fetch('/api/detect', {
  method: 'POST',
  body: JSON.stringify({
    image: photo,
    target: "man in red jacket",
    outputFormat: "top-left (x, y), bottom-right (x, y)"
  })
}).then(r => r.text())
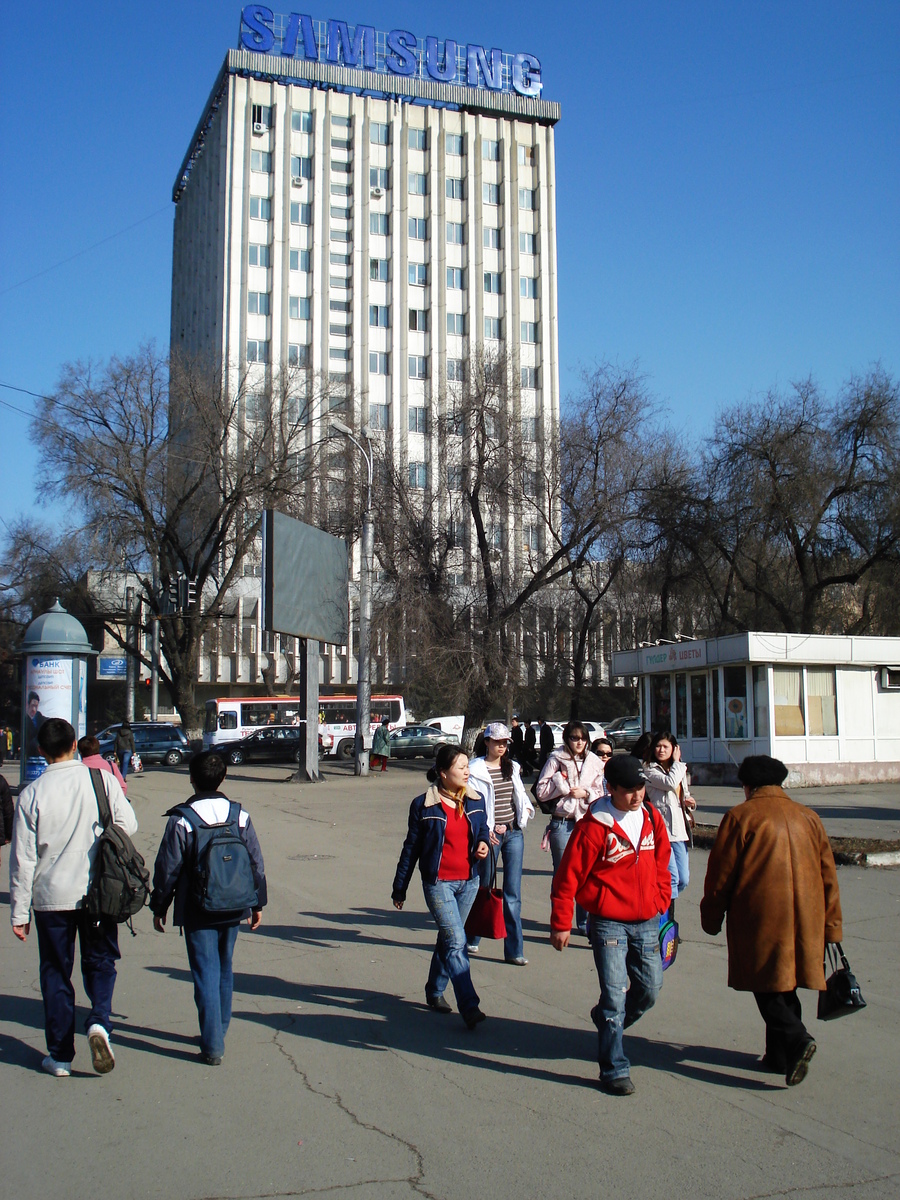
top-left (551, 754), bottom-right (671, 1095)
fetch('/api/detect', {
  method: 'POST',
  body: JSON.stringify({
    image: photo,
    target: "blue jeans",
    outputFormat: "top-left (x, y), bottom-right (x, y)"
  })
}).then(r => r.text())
top-left (590, 916), bottom-right (663, 1082)
top-left (119, 750), bottom-right (132, 779)
top-left (422, 877), bottom-right (480, 1014)
top-left (184, 924), bottom-right (240, 1057)
top-left (470, 826), bottom-right (525, 960)
top-left (548, 817), bottom-right (588, 932)
top-left (34, 910), bottom-right (120, 1062)
top-left (669, 841), bottom-right (690, 899)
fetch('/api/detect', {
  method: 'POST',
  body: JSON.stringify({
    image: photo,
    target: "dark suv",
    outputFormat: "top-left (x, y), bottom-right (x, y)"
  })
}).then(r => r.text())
top-left (97, 722), bottom-right (191, 767)
top-left (604, 716), bottom-right (643, 750)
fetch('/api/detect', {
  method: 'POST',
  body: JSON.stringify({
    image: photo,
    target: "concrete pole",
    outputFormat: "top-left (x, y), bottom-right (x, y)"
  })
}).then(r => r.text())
top-left (125, 585), bottom-right (135, 722)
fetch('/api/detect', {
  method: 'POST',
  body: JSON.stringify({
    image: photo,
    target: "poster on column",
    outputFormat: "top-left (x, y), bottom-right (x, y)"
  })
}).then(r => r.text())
top-left (25, 656), bottom-right (73, 755)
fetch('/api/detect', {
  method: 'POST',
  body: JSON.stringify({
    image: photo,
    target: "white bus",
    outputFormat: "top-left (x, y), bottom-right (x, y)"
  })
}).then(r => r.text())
top-left (203, 694), bottom-right (406, 759)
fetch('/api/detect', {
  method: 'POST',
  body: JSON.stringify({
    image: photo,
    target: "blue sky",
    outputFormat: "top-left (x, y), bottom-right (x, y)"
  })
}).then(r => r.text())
top-left (1, 1), bottom-right (897, 527)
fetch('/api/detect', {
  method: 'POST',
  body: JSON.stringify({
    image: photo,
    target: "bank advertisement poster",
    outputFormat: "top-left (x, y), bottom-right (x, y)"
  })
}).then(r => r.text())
top-left (25, 656), bottom-right (73, 755)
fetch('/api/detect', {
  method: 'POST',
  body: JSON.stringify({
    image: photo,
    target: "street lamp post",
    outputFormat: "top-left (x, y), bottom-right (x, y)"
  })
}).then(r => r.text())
top-left (331, 420), bottom-right (374, 777)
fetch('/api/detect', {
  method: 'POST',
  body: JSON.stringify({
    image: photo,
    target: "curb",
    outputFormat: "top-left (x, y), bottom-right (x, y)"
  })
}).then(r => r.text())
top-left (692, 826), bottom-right (900, 869)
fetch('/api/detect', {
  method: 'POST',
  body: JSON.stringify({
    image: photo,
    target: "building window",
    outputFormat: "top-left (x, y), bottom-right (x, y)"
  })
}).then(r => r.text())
top-left (518, 145), bottom-right (535, 166)
top-left (409, 357), bottom-right (429, 380)
top-left (290, 202), bottom-right (312, 225)
top-left (330, 252), bottom-right (351, 265)
top-left (292, 110), bottom-right (313, 133)
top-left (370, 212), bottom-right (390, 235)
top-left (447, 312), bottom-right (466, 336)
top-left (448, 465), bottom-right (464, 490)
top-left (518, 187), bottom-right (536, 210)
top-left (331, 182), bottom-right (351, 196)
top-left (329, 274), bottom-right (349, 289)
top-left (409, 309), bottom-right (428, 332)
top-left (331, 161), bottom-right (352, 174)
top-left (408, 173), bottom-right (428, 195)
top-left (521, 321), bottom-right (539, 343)
top-left (408, 262), bottom-right (428, 286)
top-left (408, 405), bottom-right (428, 431)
top-left (331, 114), bottom-right (351, 127)
top-left (483, 183), bottom-right (501, 205)
top-left (248, 291), bottom-right (270, 315)
top-left (370, 258), bottom-right (390, 281)
top-left (807, 668), bottom-right (837, 736)
top-left (521, 416), bottom-right (539, 440)
top-left (329, 322), bottom-right (351, 337)
top-left (370, 167), bottom-right (390, 190)
top-left (447, 267), bottom-right (466, 289)
top-left (287, 343), bottom-right (308, 367)
top-left (408, 461), bottom-right (428, 489)
top-left (521, 367), bottom-right (539, 390)
top-left (369, 305), bottom-right (390, 327)
top-left (249, 196), bottom-right (272, 220)
top-left (330, 299), bottom-right (351, 312)
top-left (330, 204), bottom-right (351, 220)
top-left (523, 469), bottom-right (540, 498)
top-left (369, 352), bottom-right (390, 376)
top-left (290, 249), bottom-right (310, 272)
top-left (446, 133), bottom-right (464, 155)
top-left (408, 128), bottom-right (428, 150)
top-left (447, 221), bottom-right (465, 245)
top-left (331, 137), bottom-right (351, 150)
top-left (291, 155), bottom-right (312, 180)
top-left (520, 276), bottom-right (539, 299)
top-left (446, 177), bottom-right (465, 200)
top-left (369, 402), bottom-right (390, 428)
top-left (484, 272), bottom-right (502, 294)
top-left (483, 226), bottom-right (501, 249)
top-left (289, 296), bottom-right (310, 320)
top-left (245, 392), bottom-right (267, 421)
top-left (408, 217), bottom-right (428, 239)
top-left (519, 232), bottom-right (537, 254)
top-left (247, 340), bottom-right (269, 363)
top-left (370, 122), bottom-right (389, 144)
top-left (250, 150), bottom-right (271, 173)
top-left (484, 317), bottom-right (502, 340)
top-left (329, 347), bottom-right (351, 361)
top-left (284, 393), bottom-right (308, 423)
top-left (331, 230), bottom-right (351, 243)
top-left (523, 523), bottom-right (541, 552)
top-left (482, 138), bottom-right (500, 161)
top-left (248, 243), bottom-right (271, 267)
top-left (447, 359), bottom-right (465, 382)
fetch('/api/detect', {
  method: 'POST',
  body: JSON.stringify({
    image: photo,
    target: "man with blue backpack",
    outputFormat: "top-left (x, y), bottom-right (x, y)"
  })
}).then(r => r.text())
top-left (150, 751), bottom-right (267, 1065)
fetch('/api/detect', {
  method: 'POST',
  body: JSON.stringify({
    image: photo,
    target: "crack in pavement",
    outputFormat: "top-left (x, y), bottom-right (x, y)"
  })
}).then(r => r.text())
top-left (734, 1171), bottom-right (900, 1199)
top-left (268, 1013), bottom-right (442, 1200)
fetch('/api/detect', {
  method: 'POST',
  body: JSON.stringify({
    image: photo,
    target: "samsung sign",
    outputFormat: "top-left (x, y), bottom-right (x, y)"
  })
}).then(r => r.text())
top-left (239, 7), bottom-right (543, 98)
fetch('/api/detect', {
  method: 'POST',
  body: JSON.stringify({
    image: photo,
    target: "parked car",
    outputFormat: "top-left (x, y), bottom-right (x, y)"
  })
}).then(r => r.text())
top-left (214, 724), bottom-right (326, 766)
top-left (604, 715), bottom-right (643, 750)
top-left (581, 720), bottom-right (608, 742)
top-left (97, 722), bottom-right (191, 767)
top-left (389, 724), bottom-right (460, 760)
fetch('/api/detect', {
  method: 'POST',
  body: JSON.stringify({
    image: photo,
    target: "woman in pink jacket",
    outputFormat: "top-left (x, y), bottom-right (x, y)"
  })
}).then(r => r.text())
top-left (535, 721), bottom-right (608, 935)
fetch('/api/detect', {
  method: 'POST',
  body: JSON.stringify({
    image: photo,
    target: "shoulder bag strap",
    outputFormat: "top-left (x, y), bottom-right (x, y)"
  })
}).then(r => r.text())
top-left (226, 799), bottom-right (242, 830)
top-left (89, 767), bottom-right (111, 829)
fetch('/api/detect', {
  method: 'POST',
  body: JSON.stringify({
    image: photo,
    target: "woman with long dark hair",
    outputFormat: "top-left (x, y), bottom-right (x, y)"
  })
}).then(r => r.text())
top-left (643, 730), bottom-right (696, 902)
top-left (467, 723), bottom-right (535, 965)
top-left (392, 745), bottom-right (491, 1028)
top-left (536, 721), bottom-right (608, 934)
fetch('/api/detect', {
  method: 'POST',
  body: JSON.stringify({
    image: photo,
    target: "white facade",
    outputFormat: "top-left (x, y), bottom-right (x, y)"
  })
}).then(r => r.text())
top-left (612, 632), bottom-right (900, 785)
top-left (171, 38), bottom-right (561, 691)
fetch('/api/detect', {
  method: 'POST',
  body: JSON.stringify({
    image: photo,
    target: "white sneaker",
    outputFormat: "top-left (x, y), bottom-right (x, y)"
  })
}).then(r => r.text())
top-left (42, 1055), bottom-right (72, 1077)
top-left (87, 1023), bottom-right (116, 1074)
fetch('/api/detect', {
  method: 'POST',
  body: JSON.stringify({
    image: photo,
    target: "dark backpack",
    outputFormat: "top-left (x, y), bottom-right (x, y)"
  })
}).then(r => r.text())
top-left (175, 800), bottom-right (258, 916)
top-left (85, 768), bottom-right (150, 934)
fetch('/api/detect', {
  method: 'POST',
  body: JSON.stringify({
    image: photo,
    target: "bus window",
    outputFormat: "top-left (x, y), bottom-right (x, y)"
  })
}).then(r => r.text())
top-left (219, 712), bottom-right (238, 730)
top-left (204, 703), bottom-right (219, 733)
top-left (388, 700), bottom-right (401, 722)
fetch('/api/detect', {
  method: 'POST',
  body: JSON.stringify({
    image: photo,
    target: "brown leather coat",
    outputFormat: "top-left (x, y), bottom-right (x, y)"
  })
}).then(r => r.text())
top-left (700, 786), bottom-right (842, 992)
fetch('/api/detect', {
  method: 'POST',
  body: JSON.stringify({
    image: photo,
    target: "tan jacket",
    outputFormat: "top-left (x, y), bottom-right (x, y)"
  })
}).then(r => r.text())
top-left (700, 786), bottom-right (842, 992)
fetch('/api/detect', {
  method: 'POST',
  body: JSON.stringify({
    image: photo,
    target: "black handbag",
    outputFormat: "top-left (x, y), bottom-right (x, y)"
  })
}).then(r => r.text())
top-left (817, 942), bottom-right (866, 1020)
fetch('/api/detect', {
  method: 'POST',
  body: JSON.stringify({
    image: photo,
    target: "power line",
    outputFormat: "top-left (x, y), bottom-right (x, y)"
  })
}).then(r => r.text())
top-left (0, 205), bottom-right (171, 298)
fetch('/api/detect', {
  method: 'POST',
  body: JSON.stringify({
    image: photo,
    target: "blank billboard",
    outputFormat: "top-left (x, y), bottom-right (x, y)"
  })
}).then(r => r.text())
top-left (261, 511), bottom-right (348, 645)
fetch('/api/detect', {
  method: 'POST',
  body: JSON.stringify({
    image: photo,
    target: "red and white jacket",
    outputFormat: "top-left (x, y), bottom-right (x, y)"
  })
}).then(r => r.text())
top-left (550, 803), bottom-right (672, 931)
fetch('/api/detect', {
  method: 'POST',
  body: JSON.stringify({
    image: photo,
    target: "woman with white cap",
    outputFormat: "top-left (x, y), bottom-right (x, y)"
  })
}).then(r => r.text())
top-left (467, 722), bottom-right (535, 965)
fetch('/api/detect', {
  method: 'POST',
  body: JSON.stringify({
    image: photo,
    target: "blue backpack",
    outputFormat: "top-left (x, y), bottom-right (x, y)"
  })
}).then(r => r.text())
top-left (175, 801), bottom-right (258, 915)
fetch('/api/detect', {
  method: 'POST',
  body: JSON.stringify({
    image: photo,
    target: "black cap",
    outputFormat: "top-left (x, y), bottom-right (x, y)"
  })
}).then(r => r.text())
top-left (604, 754), bottom-right (647, 791)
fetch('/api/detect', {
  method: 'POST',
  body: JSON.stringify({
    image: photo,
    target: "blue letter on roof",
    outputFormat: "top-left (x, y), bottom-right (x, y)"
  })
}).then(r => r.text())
top-left (425, 37), bottom-right (457, 83)
top-left (326, 20), bottom-right (376, 69)
top-left (385, 29), bottom-right (418, 76)
top-left (466, 45), bottom-right (502, 90)
top-left (240, 5), bottom-right (275, 53)
top-left (512, 53), bottom-right (542, 97)
top-left (282, 13), bottom-right (318, 60)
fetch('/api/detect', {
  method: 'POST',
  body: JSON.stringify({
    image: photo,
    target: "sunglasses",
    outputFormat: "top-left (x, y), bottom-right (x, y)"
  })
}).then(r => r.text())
top-left (597, 750), bottom-right (613, 758)
top-left (567, 736), bottom-right (587, 743)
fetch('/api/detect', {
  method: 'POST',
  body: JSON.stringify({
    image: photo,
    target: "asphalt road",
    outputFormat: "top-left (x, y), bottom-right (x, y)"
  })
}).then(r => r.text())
top-left (2, 759), bottom-right (899, 1200)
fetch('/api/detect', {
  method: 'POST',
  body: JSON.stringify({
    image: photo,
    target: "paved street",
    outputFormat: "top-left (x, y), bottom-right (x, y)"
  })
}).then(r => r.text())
top-left (2, 759), bottom-right (899, 1200)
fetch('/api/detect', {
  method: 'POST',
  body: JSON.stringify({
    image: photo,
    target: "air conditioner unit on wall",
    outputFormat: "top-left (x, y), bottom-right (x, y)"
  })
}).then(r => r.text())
top-left (252, 122), bottom-right (266, 135)
top-left (291, 176), bottom-right (303, 187)
top-left (370, 187), bottom-right (384, 199)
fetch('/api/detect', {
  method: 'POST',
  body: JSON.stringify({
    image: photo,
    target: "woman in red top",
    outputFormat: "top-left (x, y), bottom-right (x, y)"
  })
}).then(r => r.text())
top-left (392, 746), bottom-right (491, 1028)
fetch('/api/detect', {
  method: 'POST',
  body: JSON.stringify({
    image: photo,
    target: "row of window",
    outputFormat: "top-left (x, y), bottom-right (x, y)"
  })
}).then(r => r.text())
top-left (368, 307), bottom-right (540, 341)
top-left (367, 260), bottom-right (538, 296)
top-left (247, 340), bottom-right (309, 366)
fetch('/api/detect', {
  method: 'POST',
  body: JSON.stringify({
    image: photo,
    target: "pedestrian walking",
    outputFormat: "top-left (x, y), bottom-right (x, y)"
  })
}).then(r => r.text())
top-left (535, 721), bottom-right (607, 935)
top-left (391, 745), bottom-right (490, 1028)
top-left (551, 753), bottom-right (671, 1095)
top-left (0, 770), bottom-right (13, 865)
top-left (642, 731), bottom-right (696, 906)
top-left (371, 717), bottom-right (391, 772)
top-left (78, 735), bottom-right (128, 794)
top-left (150, 751), bottom-right (267, 1065)
top-left (115, 720), bottom-right (136, 780)
top-left (8, 717), bottom-right (138, 1077)
top-left (536, 718), bottom-right (555, 775)
top-left (467, 723), bottom-right (535, 965)
top-left (523, 722), bottom-right (537, 775)
top-left (509, 717), bottom-right (525, 766)
top-left (700, 755), bottom-right (843, 1087)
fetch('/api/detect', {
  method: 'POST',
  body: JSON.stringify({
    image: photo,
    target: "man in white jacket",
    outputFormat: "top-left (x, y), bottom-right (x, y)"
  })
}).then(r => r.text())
top-left (9, 718), bottom-right (138, 1078)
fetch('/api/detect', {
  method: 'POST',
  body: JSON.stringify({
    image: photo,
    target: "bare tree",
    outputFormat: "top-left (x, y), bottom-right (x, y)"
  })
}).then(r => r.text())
top-left (28, 343), bottom-right (329, 732)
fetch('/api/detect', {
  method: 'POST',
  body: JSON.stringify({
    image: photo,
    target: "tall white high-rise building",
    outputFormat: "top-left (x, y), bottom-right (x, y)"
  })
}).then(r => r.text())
top-left (170, 13), bottom-right (561, 690)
